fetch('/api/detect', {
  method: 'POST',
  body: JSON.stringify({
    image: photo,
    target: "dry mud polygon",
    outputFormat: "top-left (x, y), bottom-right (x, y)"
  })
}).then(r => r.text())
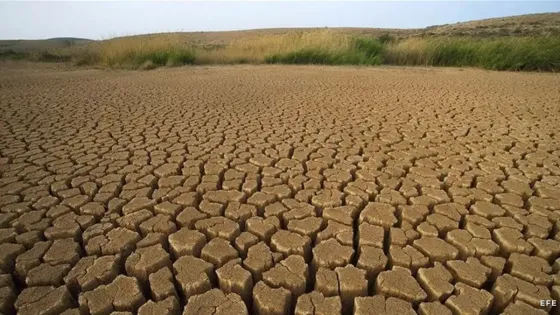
top-left (1, 64), bottom-right (560, 314)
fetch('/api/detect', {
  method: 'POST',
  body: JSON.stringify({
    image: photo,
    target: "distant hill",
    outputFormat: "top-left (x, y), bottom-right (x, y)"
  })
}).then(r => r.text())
top-left (101, 12), bottom-right (560, 48)
top-left (46, 37), bottom-right (92, 41)
top-left (0, 38), bottom-right (94, 52)
top-left (424, 12), bottom-right (560, 37)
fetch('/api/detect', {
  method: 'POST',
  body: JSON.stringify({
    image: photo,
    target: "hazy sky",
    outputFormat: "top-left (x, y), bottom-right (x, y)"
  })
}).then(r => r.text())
top-left (1, 1), bottom-right (559, 40)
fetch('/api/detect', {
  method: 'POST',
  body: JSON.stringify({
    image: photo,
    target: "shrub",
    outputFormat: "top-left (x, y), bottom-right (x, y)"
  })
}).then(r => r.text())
top-left (33, 52), bottom-right (71, 62)
top-left (0, 49), bottom-right (28, 60)
top-left (104, 48), bottom-right (195, 69)
top-left (353, 37), bottom-right (385, 57)
top-left (377, 34), bottom-right (396, 44)
top-left (71, 49), bottom-right (101, 66)
top-left (140, 60), bottom-right (156, 70)
top-left (166, 49), bottom-right (196, 67)
top-left (265, 49), bottom-right (335, 64)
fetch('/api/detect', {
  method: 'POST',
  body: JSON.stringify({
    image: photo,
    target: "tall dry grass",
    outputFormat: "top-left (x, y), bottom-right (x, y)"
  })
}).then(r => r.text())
top-left (11, 29), bottom-right (559, 71)
top-left (70, 34), bottom-right (196, 68)
top-left (385, 36), bottom-right (560, 71)
top-left (193, 30), bottom-right (352, 64)
top-left (61, 30), bottom-right (355, 66)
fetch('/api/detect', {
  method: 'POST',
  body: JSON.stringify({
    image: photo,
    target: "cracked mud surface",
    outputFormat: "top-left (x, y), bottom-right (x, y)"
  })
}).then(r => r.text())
top-left (1, 64), bottom-right (560, 314)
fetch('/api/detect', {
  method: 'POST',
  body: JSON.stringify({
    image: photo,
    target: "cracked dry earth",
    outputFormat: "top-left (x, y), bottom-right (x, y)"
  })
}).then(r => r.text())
top-left (0, 64), bottom-right (559, 315)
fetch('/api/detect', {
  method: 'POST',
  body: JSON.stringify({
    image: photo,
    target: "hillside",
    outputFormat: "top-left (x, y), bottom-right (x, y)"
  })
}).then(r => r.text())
top-left (95, 12), bottom-right (560, 49)
top-left (0, 38), bottom-right (93, 52)
top-left (2, 12), bottom-right (559, 52)
top-left (424, 12), bottom-right (560, 37)
top-left (1, 12), bottom-right (559, 72)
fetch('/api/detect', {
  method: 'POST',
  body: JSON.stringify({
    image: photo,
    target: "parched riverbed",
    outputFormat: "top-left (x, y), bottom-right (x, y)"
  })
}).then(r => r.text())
top-left (1, 64), bottom-right (559, 315)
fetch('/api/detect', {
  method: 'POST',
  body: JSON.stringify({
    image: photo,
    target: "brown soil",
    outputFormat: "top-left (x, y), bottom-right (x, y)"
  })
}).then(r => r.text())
top-left (1, 64), bottom-right (559, 314)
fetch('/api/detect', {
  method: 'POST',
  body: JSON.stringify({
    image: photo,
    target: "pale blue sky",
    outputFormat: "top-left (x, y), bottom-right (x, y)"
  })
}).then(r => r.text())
top-left (1, 1), bottom-right (559, 40)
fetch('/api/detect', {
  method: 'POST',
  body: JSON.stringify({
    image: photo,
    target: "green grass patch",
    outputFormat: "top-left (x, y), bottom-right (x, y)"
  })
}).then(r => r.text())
top-left (265, 49), bottom-right (341, 64)
top-left (265, 37), bottom-right (385, 65)
top-left (0, 49), bottom-right (29, 60)
top-left (386, 36), bottom-right (560, 71)
top-left (106, 48), bottom-right (196, 69)
top-left (265, 35), bottom-right (560, 71)
top-left (32, 52), bottom-right (72, 63)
